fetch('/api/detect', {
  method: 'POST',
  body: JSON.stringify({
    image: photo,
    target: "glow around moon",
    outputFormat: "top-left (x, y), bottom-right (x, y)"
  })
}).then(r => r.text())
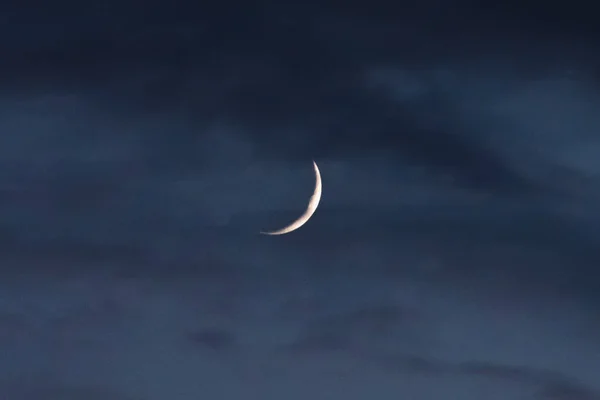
top-left (260, 161), bottom-right (322, 235)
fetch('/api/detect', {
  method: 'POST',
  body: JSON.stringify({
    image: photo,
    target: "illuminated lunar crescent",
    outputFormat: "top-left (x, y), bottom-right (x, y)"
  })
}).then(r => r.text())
top-left (260, 161), bottom-right (322, 235)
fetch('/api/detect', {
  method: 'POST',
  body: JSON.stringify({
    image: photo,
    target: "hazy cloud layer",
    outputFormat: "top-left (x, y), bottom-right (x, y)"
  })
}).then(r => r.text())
top-left (2, 3), bottom-right (600, 398)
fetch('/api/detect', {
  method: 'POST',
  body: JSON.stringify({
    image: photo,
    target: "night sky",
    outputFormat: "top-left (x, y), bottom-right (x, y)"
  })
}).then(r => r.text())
top-left (2, 2), bottom-right (600, 399)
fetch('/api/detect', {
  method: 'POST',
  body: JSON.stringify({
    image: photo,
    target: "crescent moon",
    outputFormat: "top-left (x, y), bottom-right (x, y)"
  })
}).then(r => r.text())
top-left (260, 161), bottom-right (322, 235)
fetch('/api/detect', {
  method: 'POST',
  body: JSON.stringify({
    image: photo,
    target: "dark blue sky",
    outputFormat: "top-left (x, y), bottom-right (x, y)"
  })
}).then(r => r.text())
top-left (2, 2), bottom-right (600, 398)
top-left (4, 1), bottom-right (599, 194)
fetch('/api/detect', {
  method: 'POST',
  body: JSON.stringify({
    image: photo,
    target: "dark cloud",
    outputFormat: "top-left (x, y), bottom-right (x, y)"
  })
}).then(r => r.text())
top-left (1, 4), bottom-right (600, 396)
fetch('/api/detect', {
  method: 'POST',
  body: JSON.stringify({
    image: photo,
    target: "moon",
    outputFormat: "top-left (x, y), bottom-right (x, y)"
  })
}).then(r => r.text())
top-left (260, 161), bottom-right (322, 235)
